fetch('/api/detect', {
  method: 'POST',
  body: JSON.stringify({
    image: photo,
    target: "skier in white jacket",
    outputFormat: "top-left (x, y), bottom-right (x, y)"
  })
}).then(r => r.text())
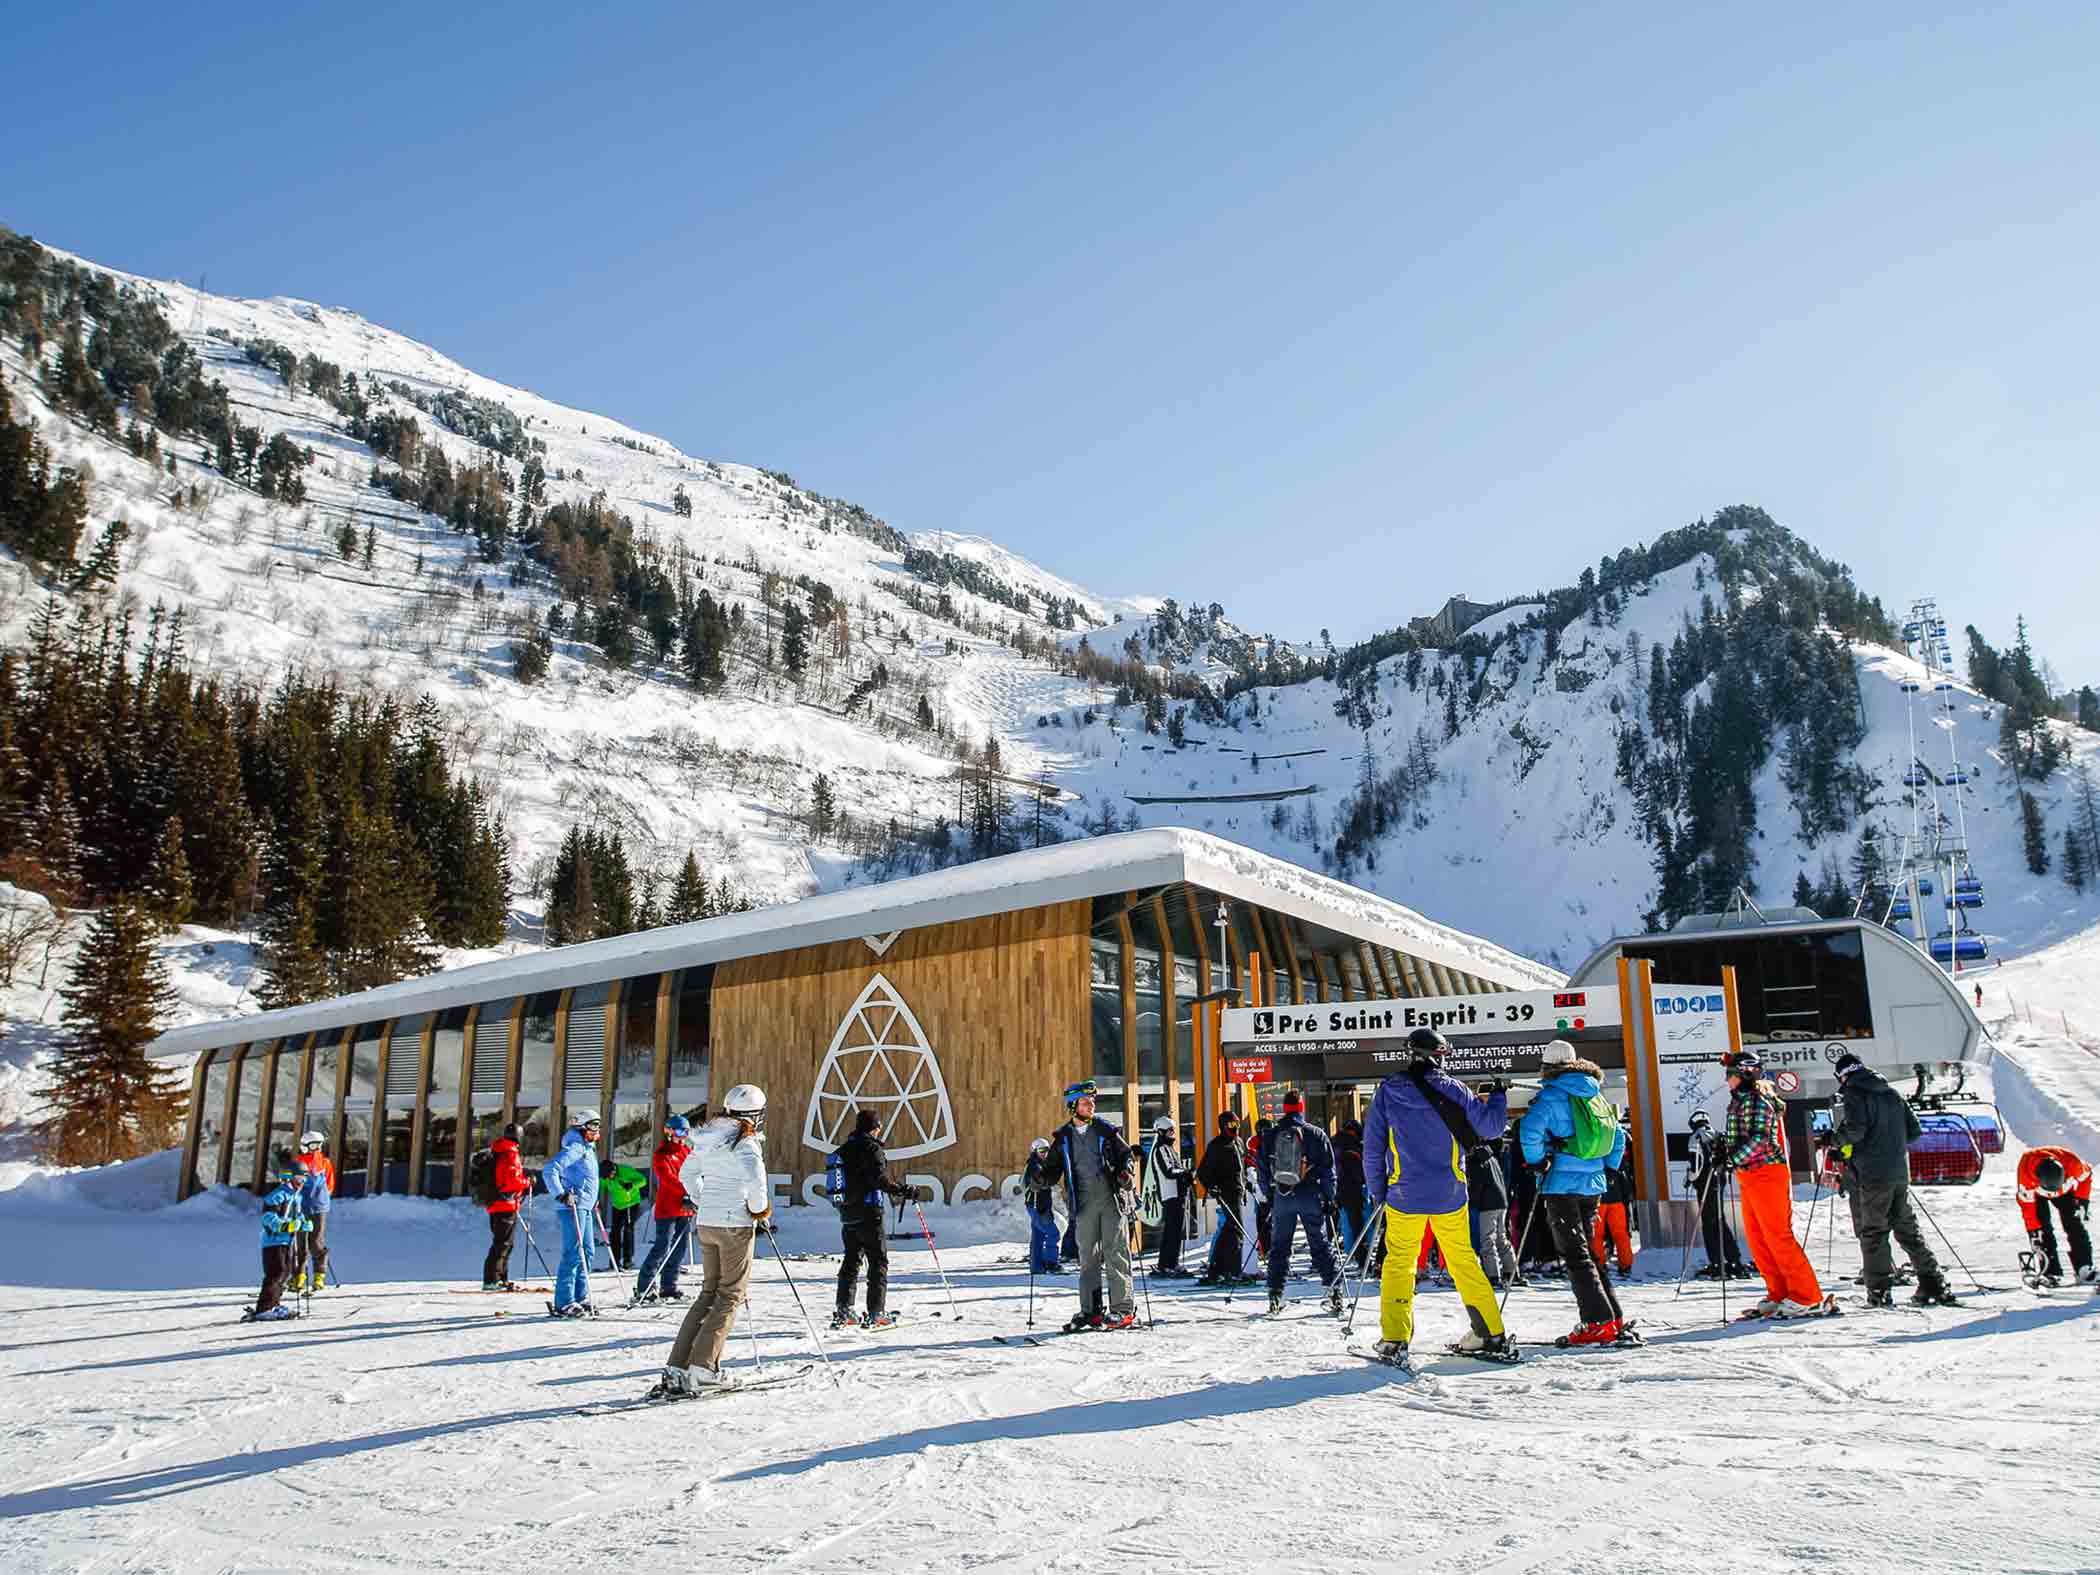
top-left (650, 1085), bottom-right (772, 1397)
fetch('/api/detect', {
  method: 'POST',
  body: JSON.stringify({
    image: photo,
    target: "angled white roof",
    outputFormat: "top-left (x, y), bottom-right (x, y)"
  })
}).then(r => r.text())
top-left (150, 829), bottom-right (1558, 1058)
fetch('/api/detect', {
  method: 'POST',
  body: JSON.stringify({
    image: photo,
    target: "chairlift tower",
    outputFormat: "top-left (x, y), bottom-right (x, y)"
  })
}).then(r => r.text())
top-left (1882, 596), bottom-right (1987, 973)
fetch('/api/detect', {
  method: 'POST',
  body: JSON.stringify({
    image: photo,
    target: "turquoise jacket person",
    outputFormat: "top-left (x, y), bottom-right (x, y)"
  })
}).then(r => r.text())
top-left (1518, 1062), bottom-right (1627, 1196)
top-left (261, 1166), bottom-right (308, 1246)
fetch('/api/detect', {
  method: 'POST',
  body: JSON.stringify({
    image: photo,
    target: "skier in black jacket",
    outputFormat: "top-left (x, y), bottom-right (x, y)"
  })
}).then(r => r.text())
top-left (1686, 1111), bottom-right (1749, 1278)
top-left (1335, 1119), bottom-right (1370, 1270)
top-left (1196, 1110), bottom-right (1255, 1284)
top-left (1828, 1053), bottom-right (1955, 1307)
top-left (832, 1111), bottom-right (912, 1329)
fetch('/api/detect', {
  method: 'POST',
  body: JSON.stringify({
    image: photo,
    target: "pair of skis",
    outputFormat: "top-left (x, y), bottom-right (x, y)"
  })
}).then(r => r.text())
top-left (1734, 1296), bottom-right (1843, 1322)
top-left (575, 1364), bottom-right (817, 1414)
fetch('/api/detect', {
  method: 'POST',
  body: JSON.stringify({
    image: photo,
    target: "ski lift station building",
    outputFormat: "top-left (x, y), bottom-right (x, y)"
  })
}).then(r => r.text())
top-left (156, 830), bottom-right (1553, 1205)
top-left (1566, 909), bottom-right (1992, 1156)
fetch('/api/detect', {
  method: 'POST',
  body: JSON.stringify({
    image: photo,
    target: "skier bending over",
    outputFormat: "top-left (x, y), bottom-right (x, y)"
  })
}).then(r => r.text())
top-left (2017, 1147), bottom-right (2094, 1287)
top-left (245, 1148), bottom-right (309, 1322)
top-left (1034, 1080), bottom-right (1139, 1330)
top-left (1259, 1090), bottom-right (1343, 1316)
top-left (1363, 1028), bottom-right (1513, 1365)
top-left (542, 1109), bottom-right (602, 1318)
top-left (651, 1084), bottom-right (773, 1397)
top-left (831, 1109), bottom-right (913, 1330)
top-left (1827, 1052), bottom-right (1956, 1307)
top-left (1519, 1042), bottom-right (1633, 1347)
top-left (1721, 1051), bottom-right (1827, 1318)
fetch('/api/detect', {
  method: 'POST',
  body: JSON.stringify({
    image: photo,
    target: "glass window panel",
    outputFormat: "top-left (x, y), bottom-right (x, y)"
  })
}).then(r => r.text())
top-left (1089, 939), bottom-right (1126, 1095)
top-left (194, 1050), bottom-right (233, 1191)
top-left (611, 1102), bottom-right (654, 1169)
top-left (514, 990), bottom-right (560, 1173)
top-left (1133, 946), bottom-right (1167, 1133)
top-left (307, 1031), bottom-right (344, 1144)
top-left (616, 974), bottom-right (660, 1097)
top-left (564, 981), bottom-right (612, 1102)
top-left (422, 1007), bottom-right (468, 1198)
top-left (378, 1015), bottom-right (426, 1194)
top-left (227, 1049), bottom-right (266, 1191)
top-left (265, 1040), bottom-right (302, 1168)
top-left (338, 1024), bottom-right (382, 1198)
top-left (1814, 931), bottom-right (1873, 1038)
top-left (669, 967), bottom-right (711, 1105)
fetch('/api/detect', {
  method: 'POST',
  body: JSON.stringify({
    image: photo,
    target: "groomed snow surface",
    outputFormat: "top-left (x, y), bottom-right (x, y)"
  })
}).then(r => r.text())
top-left (7, 1008), bottom-right (2100, 1574)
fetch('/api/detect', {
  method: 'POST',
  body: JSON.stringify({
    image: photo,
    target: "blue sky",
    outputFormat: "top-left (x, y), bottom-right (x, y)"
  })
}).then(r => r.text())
top-left (7, 3), bottom-right (2098, 678)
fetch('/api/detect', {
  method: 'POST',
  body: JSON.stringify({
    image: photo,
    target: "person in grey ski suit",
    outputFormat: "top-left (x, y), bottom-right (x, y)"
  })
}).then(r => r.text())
top-left (1035, 1081), bottom-right (1138, 1329)
top-left (1828, 1053), bottom-right (1952, 1306)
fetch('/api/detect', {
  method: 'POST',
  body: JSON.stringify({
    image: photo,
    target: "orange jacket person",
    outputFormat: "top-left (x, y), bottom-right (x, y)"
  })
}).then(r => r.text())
top-left (2016, 1147), bottom-right (2093, 1286)
top-left (1720, 1051), bottom-right (1831, 1319)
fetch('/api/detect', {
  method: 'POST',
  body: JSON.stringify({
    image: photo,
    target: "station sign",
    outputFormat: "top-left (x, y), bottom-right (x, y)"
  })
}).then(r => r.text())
top-left (1219, 988), bottom-right (1623, 1079)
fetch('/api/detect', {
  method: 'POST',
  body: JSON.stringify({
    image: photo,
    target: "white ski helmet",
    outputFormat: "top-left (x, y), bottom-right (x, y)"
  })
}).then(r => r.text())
top-left (1152, 1115), bottom-right (1175, 1133)
top-left (722, 1084), bottom-right (767, 1124)
top-left (569, 1107), bottom-right (602, 1131)
top-left (299, 1131), bottom-right (326, 1151)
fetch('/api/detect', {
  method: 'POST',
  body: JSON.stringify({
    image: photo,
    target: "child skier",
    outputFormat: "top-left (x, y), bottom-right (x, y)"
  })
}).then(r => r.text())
top-left (1519, 1040), bottom-right (1633, 1346)
top-left (1722, 1051), bottom-right (1830, 1318)
top-left (632, 1114), bottom-right (696, 1303)
top-left (245, 1148), bottom-right (309, 1322)
top-left (1363, 1028), bottom-right (1514, 1366)
top-left (291, 1131), bottom-right (333, 1291)
top-left (2016, 1146), bottom-right (2094, 1286)
top-left (1023, 1137), bottom-right (1062, 1274)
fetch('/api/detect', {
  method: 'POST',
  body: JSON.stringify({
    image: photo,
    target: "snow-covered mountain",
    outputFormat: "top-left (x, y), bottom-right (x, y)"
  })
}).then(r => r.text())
top-left (3, 235), bottom-right (2097, 1023)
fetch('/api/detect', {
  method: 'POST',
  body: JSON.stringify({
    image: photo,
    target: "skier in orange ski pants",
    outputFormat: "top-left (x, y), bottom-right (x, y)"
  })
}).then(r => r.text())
top-left (1721, 1050), bottom-right (1824, 1314)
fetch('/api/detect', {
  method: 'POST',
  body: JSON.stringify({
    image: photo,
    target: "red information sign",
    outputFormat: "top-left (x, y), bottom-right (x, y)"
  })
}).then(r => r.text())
top-left (1226, 1056), bottom-right (1273, 1084)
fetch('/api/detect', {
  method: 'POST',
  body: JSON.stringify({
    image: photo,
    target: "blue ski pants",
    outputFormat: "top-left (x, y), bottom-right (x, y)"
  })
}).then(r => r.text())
top-left (1027, 1204), bottom-right (1061, 1273)
top-left (1266, 1190), bottom-right (1340, 1294)
top-left (554, 1204), bottom-right (591, 1309)
top-left (633, 1214), bottom-right (693, 1299)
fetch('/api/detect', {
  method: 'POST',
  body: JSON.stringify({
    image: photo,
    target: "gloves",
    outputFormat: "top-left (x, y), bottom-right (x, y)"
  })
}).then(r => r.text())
top-left (1480, 1078), bottom-right (1507, 1096)
top-left (558, 1192), bottom-right (575, 1206)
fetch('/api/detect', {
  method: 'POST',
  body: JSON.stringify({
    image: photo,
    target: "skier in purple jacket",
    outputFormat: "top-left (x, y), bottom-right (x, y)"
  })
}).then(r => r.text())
top-left (1361, 1027), bottom-right (1514, 1366)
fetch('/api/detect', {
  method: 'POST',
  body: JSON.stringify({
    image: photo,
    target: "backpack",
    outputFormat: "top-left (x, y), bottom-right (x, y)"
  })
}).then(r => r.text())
top-left (824, 1149), bottom-right (848, 1211)
top-left (467, 1148), bottom-right (499, 1206)
top-left (1270, 1122), bottom-right (1306, 1190)
top-left (1564, 1091), bottom-right (1620, 1160)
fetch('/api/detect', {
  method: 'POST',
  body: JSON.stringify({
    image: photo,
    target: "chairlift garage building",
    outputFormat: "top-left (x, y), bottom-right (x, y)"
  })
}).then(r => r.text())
top-left (155, 831), bottom-right (1550, 1207)
top-left (1566, 907), bottom-right (1993, 1166)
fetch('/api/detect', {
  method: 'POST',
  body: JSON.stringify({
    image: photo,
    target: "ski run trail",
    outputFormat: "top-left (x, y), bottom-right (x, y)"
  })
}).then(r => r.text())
top-left (5, 966), bottom-right (2100, 1575)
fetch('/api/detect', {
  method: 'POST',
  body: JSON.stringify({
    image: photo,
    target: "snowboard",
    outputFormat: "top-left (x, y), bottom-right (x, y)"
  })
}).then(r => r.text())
top-left (575, 1364), bottom-right (816, 1414)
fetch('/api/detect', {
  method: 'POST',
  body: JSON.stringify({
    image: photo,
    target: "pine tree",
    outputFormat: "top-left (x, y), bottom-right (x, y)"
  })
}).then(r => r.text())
top-left (2078, 686), bottom-right (2099, 733)
top-left (781, 602), bottom-right (809, 678)
top-left (2064, 827), bottom-right (2090, 893)
top-left (336, 521), bottom-right (357, 561)
top-left (42, 897), bottom-right (185, 1166)
top-left (810, 772), bottom-right (836, 841)
top-left (664, 850), bottom-right (710, 924)
top-left (2071, 762), bottom-right (2100, 875)
top-left (27, 762), bottom-right (84, 898)
top-left (1849, 825), bottom-right (1889, 920)
top-left (141, 814), bottom-right (193, 932)
top-left (2019, 789), bottom-right (2050, 876)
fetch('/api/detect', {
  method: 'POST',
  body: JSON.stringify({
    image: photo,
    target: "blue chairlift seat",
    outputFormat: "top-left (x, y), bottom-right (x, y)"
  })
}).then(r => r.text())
top-left (1933, 681), bottom-right (1952, 691)
top-left (1902, 767), bottom-right (1930, 787)
top-left (1955, 876), bottom-right (1983, 895)
top-left (1929, 934), bottom-right (1988, 965)
top-left (1917, 875), bottom-right (1935, 895)
top-left (1889, 898), bottom-right (1912, 921)
top-left (1945, 769), bottom-right (1969, 785)
top-left (1900, 680), bottom-right (1921, 693)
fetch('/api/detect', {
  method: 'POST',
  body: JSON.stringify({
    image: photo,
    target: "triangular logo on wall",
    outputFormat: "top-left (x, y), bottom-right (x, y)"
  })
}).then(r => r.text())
top-left (862, 931), bottom-right (903, 957)
top-left (802, 974), bottom-right (957, 1160)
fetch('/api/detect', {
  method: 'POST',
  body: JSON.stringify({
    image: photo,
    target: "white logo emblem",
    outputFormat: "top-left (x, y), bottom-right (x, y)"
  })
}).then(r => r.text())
top-left (862, 931), bottom-right (903, 957)
top-left (802, 973), bottom-right (957, 1159)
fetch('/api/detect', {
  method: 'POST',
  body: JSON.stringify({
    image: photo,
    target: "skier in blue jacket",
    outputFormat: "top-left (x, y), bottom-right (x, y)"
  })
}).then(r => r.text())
top-left (541, 1110), bottom-right (603, 1317)
top-left (1518, 1040), bottom-right (1633, 1347)
top-left (245, 1148), bottom-right (308, 1322)
top-left (1362, 1028), bottom-right (1513, 1365)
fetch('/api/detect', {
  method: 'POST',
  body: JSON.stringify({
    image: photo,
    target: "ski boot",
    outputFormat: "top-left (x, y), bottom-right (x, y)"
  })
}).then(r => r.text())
top-left (658, 1289), bottom-right (687, 1303)
top-left (1557, 1319), bottom-right (1620, 1348)
top-left (1910, 1280), bottom-right (1961, 1308)
top-left (1864, 1286), bottom-right (1895, 1309)
top-left (1612, 1321), bottom-right (1646, 1347)
top-left (1326, 1283), bottom-right (1345, 1317)
top-left (1101, 1310), bottom-right (1138, 1330)
top-left (644, 1365), bottom-right (695, 1402)
top-left (1266, 1291), bottom-right (1286, 1318)
top-left (1062, 1310), bottom-right (1098, 1333)
top-left (862, 1311), bottom-right (899, 1331)
top-left (1368, 1340), bottom-right (1411, 1370)
top-left (1450, 1329), bottom-right (1521, 1363)
top-left (830, 1308), bottom-right (860, 1331)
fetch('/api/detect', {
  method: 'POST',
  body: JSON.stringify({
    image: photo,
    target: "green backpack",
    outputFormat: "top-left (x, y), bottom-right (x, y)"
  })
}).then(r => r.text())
top-left (1564, 1090), bottom-right (1620, 1160)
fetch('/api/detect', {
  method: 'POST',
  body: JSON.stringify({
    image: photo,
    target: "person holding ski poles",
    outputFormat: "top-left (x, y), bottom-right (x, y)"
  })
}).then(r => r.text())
top-left (245, 1148), bottom-right (309, 1322)
top-left (632, 1114), bottom-right (696, 1303)
top-left (1827, 1052), bottom-right (1956, 1307)
top-left (2016, 1146), bottom-right (2094, 1286)
top-left (1721, 1050), bottom-right (1829, 1318)
top-left (291, 1132), bottom-right (333, 1292)
top-left (1363, 1028), bottom-right (1514, 1366)
top-left (831, 1109), bottom-right (913, 1329)
top-left (1259, 1090), bottom-right (1343, 1315)
top-left (1685, 1111), bottom-right (1749, 1278)
top-left (541, 1108), bottom-right (602, 1318)
top-left (1023, 1137), bottom-right (1062, 1274)
top-left (1519, 1041), bottom-right (1635, 1347)
top-left (601, 1155), bottom-right (648, 1271)
top-left (1034, 1080), bottom-right (1140, 1330)
top-left (649, 1084), bottom-right (773, 1397)
top-left (1196, 1109), bottom-right (1254, 1284)
top-left (1145, 1115), bottom-right (1192, 1276)
top-left (483, 1122), bottom-right (534, 1290)
top-left (1466, 1125), bottom-right (1518, 1289)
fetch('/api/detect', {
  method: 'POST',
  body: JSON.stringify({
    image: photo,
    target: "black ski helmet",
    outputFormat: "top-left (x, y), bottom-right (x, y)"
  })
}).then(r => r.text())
top-left (2034, 1155), bottom-right (2068, 1194)
top-left (1407, 1026), bottom-right (1448, 1058)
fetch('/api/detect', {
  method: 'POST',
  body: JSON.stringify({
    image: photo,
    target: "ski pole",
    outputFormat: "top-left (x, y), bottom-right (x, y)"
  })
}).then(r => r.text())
top-left (759, 1219), bottom-right (837, 1378)
top-left (1335, 1201), bottom-right (1381, 1308)
top-left (1027, 1246), bottom-right (1038, 1331)
top-left (911, 1198), bottom-right (961, 1319)
top-left (1342, 1207), bottom-right (1387, 1336)
top-left (1720, 1165), bottom-right (1738, 1324)
top-left (742, 1293), bottom-right (764, 1376)
top-left (1674, 1161), bottom-right (1718, 1298)
top-left (517, 1198), bottom-right (556, 1281)
top-left (1497, 1184), bottom-right (1548, 1323)
top-left (1130, 1197), bottom-right (1157, 1329)
top-left (1907, 1188), bottom-right (1987, 1294)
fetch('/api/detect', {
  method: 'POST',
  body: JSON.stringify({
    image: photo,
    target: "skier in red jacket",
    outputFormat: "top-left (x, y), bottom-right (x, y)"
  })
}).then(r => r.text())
top-left (482, 1125), bottom-right (534, 1290)
top-left (2017, 1147), bottom-right (2093, 1287)
top-left (632, 1115), bottom-right (698, 1304)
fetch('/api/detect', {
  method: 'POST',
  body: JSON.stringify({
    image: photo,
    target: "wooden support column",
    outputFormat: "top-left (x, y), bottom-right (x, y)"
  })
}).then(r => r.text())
top-left (405, 1016), bottom-right (438, 1196)
top-left (179, 1054), bottom-right (212, 1201)
top-left (1152, 894), bottom-right (1181, 1135)
top-left (501, 1000), bottom-right (526, 1125)
top-left (367, 1020), bottom-right (397, 1195)
top-left (1369, 945), bottom-right (1401, 999)
top-left (652, 972), bottom-right (676, 1134)
top-left (598, 979), bottom-right (627, 1166)
top-left (1114, 904), bottom-right (1141, 1134)
top-left (549, 990), bottom-right (573, 1141)
top-left (324, 1029), bottom-right (351, 1168)
top-left (1182, 888), bottom-right (1219, 1141)
top-left (453, 1006), bottom-right (481, 1188)
top-left (1273, 913), bottom-right (1307, 1005)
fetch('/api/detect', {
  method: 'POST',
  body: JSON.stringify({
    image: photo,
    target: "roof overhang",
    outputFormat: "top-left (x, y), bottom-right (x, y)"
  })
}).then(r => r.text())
top-left (149, 829), bottom-right (1558, 1059)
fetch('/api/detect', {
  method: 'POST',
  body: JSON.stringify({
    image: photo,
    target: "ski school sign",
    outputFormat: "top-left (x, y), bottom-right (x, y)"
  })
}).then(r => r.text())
top-left (1219, 988), bottom-right (1623, 1080)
